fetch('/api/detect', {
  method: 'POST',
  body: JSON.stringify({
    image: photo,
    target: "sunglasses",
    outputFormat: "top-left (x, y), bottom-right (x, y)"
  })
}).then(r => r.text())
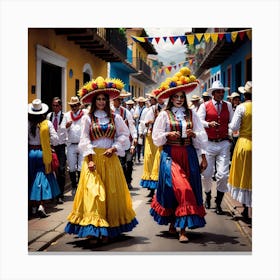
top-left (70, 104), bottom-right (79, 108)
top-left (96, 98), bottom-right (107, 101)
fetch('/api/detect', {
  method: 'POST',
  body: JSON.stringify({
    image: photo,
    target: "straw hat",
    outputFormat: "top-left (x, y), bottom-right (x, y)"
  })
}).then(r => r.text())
top-left (78, 76), bottom-right (124, 104)
top-left (207, 81), bottom-right (230, 94)
top-left (28, 99), bottom-right (49, 115)
top-left (156, 67), bottom-right (199, 100)
top-left (229, 92), bottom-right (240, 99)
top-left (238, 81), bottom-right (252, 94)
top-left (190, 95), bottom-right (201, 102)
top-left (68, 96), bottom-right (80, 105)
top-left (135, 96), bottom-right (148, 103)
top-left (119, 89), bottom-right (132, 98)
top-left (202, 91), bottom-right (210, 97)
top-left (125, 99), bottom-right (135, 105)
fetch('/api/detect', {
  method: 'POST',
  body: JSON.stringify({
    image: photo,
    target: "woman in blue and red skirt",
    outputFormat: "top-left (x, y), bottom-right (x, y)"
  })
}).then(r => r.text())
top-left (150, 68), bottom-right (208, 242)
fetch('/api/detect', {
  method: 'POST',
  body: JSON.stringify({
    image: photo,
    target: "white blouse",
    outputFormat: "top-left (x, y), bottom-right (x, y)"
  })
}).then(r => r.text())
top-left (152, 106), bottom-right (208, 153)
top-left (28, 120), bottom-right (59, 146)
top-left (229, 103), bottom-right (246, 131)
top-left (78, 110), bottom-right (130, 157)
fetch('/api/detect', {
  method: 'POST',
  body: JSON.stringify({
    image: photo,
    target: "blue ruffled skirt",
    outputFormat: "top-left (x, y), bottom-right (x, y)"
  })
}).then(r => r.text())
top-left (28, 149), bottom-right (61, 201)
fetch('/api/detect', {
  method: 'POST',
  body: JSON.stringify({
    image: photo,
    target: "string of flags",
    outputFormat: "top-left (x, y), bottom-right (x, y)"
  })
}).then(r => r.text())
top-left (131, 29), bottom-right (252, 45)
top-left (155, 60), bottom-right (194, 76)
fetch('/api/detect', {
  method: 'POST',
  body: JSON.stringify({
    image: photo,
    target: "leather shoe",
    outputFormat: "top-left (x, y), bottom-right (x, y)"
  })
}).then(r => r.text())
top-left (215, 206), bottom-right (224, 215)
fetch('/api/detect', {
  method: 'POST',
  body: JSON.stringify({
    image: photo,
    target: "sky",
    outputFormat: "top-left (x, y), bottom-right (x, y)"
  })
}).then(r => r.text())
top-left (144, 27), bottom-right (192, 65)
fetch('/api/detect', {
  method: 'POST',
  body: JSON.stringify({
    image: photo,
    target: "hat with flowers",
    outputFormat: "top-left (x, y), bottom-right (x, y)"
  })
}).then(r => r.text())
top-left (154, 67), bottom-right (199, 100)
top-left (78, 76), bottom-right (125, 104)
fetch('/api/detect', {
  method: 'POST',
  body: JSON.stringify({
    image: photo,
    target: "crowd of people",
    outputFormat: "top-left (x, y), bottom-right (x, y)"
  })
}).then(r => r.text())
top-left (28, 69), bottom-right (252, 244)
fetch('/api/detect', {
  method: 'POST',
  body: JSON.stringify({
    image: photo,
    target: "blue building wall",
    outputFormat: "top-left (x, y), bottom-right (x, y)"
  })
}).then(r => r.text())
top-left (221, 40), bottom-right (252, 93)
top-left (209, 40), bottom-right (251, 100)
top-left (110, 48), bottom-right (134, 92)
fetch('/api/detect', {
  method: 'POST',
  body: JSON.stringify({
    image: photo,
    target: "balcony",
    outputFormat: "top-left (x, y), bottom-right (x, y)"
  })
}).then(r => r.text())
top-left (55, 28), bottom-right (127, 62)
top-left (191, 28), bottom-right (251, 77)
top-left (131, 57), bottom-right (156, 85)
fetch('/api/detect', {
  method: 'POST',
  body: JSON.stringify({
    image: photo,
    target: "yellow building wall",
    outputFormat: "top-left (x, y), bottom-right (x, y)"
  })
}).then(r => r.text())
top-left (28, 29), bottom-right (107, 109)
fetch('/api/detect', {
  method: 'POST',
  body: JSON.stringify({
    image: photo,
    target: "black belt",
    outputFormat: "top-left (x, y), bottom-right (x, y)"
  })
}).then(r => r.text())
top-left (71, 143), bottom-right (79, 145)
top-left (208, 138), bottom-right (228, 142)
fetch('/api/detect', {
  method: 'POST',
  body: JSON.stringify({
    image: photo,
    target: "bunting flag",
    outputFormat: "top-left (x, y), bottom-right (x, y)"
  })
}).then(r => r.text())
top-left (154, 59), bottom-right (194, 77)
top-left (130, 28), bottom-right (252, 45)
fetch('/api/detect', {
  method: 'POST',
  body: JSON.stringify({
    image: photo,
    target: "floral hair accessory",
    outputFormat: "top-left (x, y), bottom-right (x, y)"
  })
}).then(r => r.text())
top-left (156, 67), bottom-right (199, 100)
top-left (78, 76), bottom-right (125, 104)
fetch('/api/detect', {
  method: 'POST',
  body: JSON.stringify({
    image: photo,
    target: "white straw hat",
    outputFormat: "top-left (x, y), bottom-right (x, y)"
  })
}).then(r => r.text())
top-left (28, 99), bottom-right (49, 115)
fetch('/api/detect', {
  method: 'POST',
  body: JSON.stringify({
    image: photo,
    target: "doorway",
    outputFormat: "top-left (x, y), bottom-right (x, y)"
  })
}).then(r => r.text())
top-left (41, 61), bottom-right (62, 111)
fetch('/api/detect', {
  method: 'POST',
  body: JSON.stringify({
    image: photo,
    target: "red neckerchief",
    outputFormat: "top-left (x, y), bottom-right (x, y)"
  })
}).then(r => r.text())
top-left (70, 110), bottom-right (84, 121)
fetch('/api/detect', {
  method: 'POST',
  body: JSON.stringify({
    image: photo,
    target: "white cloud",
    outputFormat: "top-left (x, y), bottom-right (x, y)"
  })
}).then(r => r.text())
top-left (145, 27), bottom-right (192, 65)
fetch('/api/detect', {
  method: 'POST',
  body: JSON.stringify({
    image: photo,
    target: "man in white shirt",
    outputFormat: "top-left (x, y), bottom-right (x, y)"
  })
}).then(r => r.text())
top-left (133, 96), bottom-right (149, 163)
top-left (46, 97), bottom-right (67, 204)
top-left (112, 92), bottom-right (138, 189)
top-left (197, 81), bottom-right (234, 215)
top-left (64, 96), bottom-right (86, 196)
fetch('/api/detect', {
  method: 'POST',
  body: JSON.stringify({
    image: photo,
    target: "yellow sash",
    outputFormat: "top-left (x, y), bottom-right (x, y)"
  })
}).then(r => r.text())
top-left (39, 120), bottom-right (52, 174)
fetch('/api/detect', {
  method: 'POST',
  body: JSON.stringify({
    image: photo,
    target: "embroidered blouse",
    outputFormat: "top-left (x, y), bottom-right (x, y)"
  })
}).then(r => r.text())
top-left (79, 110), bottom-right (130, 157)
top-left (152, 106), bottom-right (208, 153)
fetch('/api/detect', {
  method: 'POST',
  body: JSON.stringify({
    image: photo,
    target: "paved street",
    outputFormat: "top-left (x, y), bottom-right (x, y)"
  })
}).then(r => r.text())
top-left (28, 161), bottom-right (252, 253)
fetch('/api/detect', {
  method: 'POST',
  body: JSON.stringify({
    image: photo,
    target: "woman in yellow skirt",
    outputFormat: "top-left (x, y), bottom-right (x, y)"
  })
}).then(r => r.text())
top-left (64, 77), bottom-right (138, 243)
top-left (140, 91), bottom-right (166, 196)
top-left (228, 81), bottom-right (252, 221)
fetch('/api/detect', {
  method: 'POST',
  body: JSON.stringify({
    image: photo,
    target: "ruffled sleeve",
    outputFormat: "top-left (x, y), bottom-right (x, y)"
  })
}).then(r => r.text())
top-left (152, 111), bottom-right (170, 147)
top-left (78, 114), bottom-right (94, 157)
top-left (112, 114), bottom-right (130, 156)
top-left (191, 109), bottom-right (208, 152)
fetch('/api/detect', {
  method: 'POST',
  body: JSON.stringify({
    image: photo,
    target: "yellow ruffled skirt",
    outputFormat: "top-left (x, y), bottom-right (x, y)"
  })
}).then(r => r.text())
top-left (140, 134), bottom-right (159, 188)
top-left (228, 137), bottom-right (252, 206)
top-left (65, 148), bottom-right (138, 238)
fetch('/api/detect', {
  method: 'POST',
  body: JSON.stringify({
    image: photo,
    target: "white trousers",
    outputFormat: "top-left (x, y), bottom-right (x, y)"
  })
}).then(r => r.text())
top-left (66, 144), bottom-right (83, 172)
top-left (201, 140), bottom-right (231, 193)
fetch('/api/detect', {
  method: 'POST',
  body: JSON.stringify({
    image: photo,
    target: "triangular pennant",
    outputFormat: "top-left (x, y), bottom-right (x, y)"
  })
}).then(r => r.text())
top-left (167, 66), bottom-right (172, 72)
top-left (134, 36), bottom-right (146, 43)
top-left (195, 33), bottom-right (203, 42)
top-left (147, 37), bottom-right (153, 43)
top-left (155, 37), bottom-right (161, 44)
top-left (211, 33), bottom-right (218, 43)
top-left (225, 33), bottom-right (232, 42)
top-left (169, 36), bottom-right (176, 44)
top-left (238, 31), bottom-right (245, 40)
top-left (204, 33), bottom-right (211, 43)
top-left (165, 68), bottom-right (170, 74)
top-left (231, 31), bottom-right (238, 43)
top-left (173, 65), bottom-right (177, 70)
top-left (179, 36), bottom-right (186, 44)
top-left (163, 37), bottom-right (167, 42)
top-left (246, 29), bottom-right (252, 40)
top-left (218, 33), bottom-right (224, 41)
top-left (186, 34), bottom-right (195, 45)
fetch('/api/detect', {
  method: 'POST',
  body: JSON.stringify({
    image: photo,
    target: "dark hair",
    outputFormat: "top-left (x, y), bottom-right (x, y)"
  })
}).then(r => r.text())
top-left (52, 97), bottom-right (62, 106)
top-left (165, 91), bottom-right (189, 111)
top-left (244, 92), bottom-right (252, 101)
top-left (89, 93), bottom-right (112, 117)
top-left (28, 113), bottom-right (46, 137)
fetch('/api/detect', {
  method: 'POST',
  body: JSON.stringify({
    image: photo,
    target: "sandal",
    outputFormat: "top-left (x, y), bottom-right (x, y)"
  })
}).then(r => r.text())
top-left (179, 233), bottom-right (189, 243)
